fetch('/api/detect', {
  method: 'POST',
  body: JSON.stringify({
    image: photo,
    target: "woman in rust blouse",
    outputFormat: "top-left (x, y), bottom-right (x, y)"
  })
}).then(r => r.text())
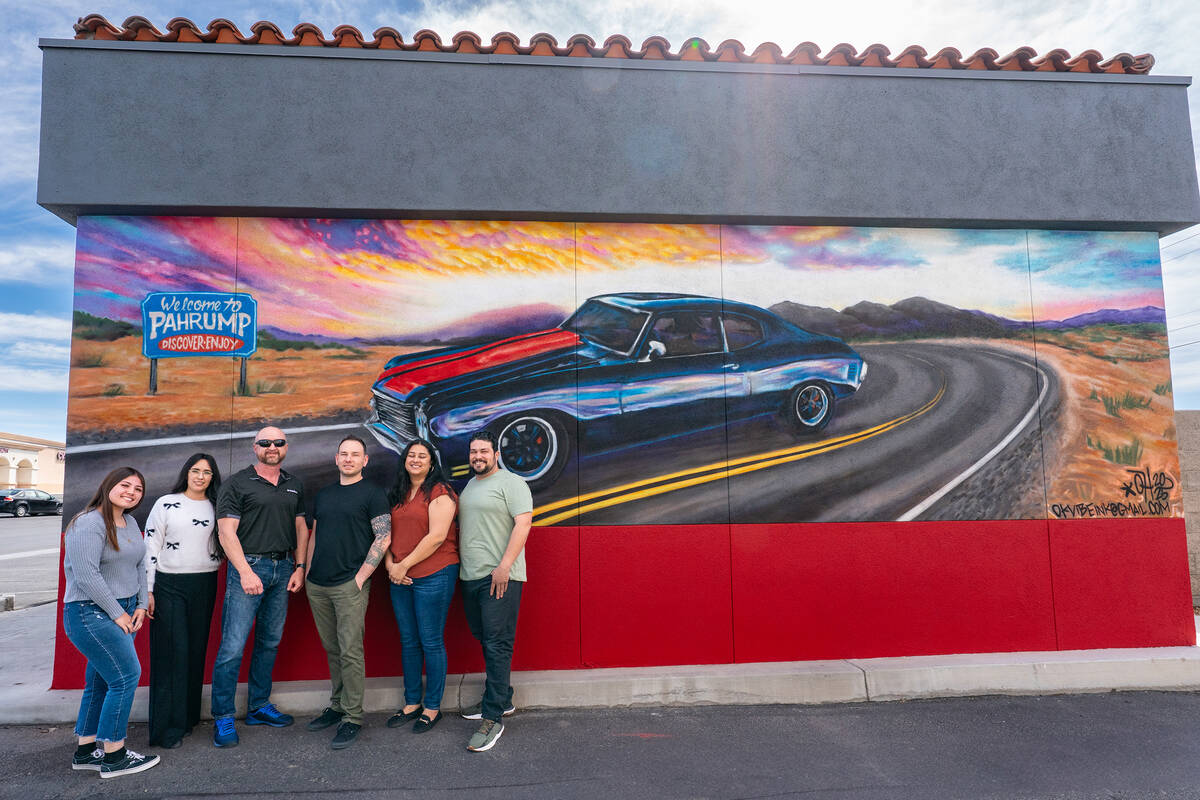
top-left (384, 438), bottom-right (459, 733)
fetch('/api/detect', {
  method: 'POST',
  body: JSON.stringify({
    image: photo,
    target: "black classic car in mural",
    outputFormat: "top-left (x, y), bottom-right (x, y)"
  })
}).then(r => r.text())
top-left (367, 293), bottom-right (867, 488)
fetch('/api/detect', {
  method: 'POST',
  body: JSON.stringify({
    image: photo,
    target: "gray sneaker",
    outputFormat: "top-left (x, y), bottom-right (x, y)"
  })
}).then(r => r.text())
top-left (459, 701), bottom-right (515, 720)
top-left (467, 719), bottom-right (504, 752)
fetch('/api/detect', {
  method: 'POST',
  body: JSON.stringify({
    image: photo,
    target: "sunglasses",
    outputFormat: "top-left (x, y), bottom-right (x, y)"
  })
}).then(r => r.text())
top-left (255, 439), bottom-right (288, 448)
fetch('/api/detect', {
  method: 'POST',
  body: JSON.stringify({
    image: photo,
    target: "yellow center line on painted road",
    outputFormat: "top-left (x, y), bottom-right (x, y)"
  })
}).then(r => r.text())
top-left (533, 375), bottom-right (947, 526)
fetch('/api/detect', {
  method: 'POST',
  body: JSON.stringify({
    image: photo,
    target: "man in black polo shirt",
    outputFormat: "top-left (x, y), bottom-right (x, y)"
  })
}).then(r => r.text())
top-left (303, 435), bottom-right (390, 749)
top-left (210, 426), bottom-right (310, 748)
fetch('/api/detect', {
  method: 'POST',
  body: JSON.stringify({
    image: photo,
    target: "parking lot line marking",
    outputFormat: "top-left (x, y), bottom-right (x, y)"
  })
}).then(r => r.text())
top-left (0, 547), bottom-right (59, 562)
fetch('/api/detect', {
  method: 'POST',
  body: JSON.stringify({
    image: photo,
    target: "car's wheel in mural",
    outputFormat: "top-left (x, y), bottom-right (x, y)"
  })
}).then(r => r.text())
top-left (13, 503), bottom-right (28, 518)
top-left (497, 413), bottom-right (570, 489)
top-left (788, 381), bottom-right (835, 433)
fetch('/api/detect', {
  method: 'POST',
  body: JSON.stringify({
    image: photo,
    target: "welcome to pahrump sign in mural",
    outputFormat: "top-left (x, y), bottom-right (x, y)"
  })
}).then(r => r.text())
top-left (140, 291), bottom-right (257, 394)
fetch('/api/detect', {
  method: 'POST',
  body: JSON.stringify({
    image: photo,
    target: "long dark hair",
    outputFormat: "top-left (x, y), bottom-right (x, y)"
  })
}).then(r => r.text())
top-left (75, 466), bottom-right (146, 551)
top-left (170, 452), bottom-right (222, 501)
top-left (388, 438), bottom-right (453, 507)
top-left (170, 453), bottom-right (223, 558)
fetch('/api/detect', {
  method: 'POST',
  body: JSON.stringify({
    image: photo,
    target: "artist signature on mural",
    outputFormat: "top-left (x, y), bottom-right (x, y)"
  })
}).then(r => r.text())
top-left (1051, 467), bottom-right (1177, 519)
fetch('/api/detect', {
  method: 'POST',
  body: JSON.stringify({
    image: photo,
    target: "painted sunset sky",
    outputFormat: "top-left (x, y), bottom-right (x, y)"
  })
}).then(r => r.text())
top-left (74, 217), bottom-right (1165, 340)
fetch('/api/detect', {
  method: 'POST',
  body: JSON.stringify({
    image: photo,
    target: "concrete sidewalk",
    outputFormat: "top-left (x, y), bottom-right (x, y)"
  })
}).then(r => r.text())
top-left (4, 602), bottom-right (1200, 725)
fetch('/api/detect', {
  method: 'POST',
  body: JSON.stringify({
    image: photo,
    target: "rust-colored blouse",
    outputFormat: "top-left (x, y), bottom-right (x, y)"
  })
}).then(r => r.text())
top-left (388, 482), bottom-right (459, 579)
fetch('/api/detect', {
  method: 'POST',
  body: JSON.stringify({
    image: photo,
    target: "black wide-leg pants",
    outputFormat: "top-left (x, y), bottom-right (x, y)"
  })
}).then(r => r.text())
top-left (149, 570), bottom-right (217, 746)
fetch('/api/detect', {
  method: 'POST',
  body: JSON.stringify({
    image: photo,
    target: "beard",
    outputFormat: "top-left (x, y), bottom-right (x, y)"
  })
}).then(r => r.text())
top-left (470, 460), bottom-right (492, 475)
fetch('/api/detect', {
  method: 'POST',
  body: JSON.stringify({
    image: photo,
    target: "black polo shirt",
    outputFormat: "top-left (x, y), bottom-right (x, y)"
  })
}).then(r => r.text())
top-left (216, 465), bottom-right (307, 555)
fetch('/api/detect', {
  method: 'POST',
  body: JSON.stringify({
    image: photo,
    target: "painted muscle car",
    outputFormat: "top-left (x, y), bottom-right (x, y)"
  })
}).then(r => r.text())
top-left (367, 293), bottom-right (867, 488)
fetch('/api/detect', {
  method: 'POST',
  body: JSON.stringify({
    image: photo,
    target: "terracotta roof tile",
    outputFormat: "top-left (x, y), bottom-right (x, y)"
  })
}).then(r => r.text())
top-left (70, 15), bottom-right (1157, 75)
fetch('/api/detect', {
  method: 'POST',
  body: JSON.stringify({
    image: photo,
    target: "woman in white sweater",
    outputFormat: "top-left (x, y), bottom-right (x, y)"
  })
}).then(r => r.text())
top-left (144, 453), bottom-right (222, 749)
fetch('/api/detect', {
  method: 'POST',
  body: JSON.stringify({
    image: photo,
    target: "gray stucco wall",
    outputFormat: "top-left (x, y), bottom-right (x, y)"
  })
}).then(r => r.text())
top-left (1179, 410), bottom-right (1200, 603)
top-left (37, 40), bottom-right (1200, 232)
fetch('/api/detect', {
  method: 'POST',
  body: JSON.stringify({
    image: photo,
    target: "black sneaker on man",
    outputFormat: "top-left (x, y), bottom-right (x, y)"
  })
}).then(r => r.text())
top-left (330, 722), bottom-right (361, 750)
top-left (307, 707), bottom-right (343, 731)
top-left (100, 749), bottom-right (161, 779)
top-left (71, 745), bottom-right (103, 771)
top-left (459, 701), bottom-right (515, 720)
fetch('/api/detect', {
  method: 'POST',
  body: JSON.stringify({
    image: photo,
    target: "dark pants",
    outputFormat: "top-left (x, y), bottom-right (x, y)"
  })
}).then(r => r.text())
top-left (461, 576), bottom-right (522, 722)
top-left (149, 571), bottom-right (217, 746)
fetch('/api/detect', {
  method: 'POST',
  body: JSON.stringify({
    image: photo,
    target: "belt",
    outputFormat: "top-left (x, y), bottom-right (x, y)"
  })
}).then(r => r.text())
top-left (246, 551), bottom-right (290, 560)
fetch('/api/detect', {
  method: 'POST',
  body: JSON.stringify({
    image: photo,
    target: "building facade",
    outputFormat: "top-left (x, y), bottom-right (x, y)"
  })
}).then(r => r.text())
top-left (39, 18), bottom-right (1200, 687)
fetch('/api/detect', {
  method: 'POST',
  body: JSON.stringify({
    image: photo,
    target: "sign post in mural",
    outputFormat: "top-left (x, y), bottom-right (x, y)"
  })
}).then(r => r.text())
top-left (141, 292), bottom-right (257, 395)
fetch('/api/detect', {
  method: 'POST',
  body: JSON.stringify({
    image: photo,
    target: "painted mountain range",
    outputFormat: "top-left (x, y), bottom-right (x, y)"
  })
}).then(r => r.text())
top-left (769, 299), bottom-right (1165, 341)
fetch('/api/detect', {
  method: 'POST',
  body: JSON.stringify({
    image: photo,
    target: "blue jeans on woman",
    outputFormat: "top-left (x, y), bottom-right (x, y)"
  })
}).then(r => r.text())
top-left (388, 562), bottom-right (457, 710)
top-left (210, 555), bottom-right (292, 719)
top-left (63, 594), bottom-right (140, 743)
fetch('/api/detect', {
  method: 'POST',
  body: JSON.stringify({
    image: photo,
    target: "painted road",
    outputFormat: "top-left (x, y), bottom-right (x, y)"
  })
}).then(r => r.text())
top-left (63, 341), bottom-right (1056, 525)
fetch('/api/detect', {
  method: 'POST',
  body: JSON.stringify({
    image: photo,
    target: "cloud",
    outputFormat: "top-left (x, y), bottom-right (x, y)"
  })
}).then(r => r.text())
top-left (0, 240), bottom-right (76, 286)
top-left (9, 340), bottom-right (71, 362)
top-left (0, 312), bottom-right (71, 342)
top-left (0, 363), bottom-right (68, 392)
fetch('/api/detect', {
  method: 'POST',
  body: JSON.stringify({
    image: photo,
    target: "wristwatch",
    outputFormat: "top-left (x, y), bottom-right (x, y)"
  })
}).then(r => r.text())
top-left (293, 562), bottom-right (306, 570)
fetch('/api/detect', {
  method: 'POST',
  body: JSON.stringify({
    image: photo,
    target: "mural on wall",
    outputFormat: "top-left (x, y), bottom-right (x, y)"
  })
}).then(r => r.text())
top-left (66, 217), bottom-right (1181, 525)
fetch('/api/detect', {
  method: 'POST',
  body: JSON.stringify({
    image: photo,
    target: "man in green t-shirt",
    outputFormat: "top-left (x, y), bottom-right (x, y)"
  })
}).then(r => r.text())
top-left (457, 430), bottom-right (532, 753)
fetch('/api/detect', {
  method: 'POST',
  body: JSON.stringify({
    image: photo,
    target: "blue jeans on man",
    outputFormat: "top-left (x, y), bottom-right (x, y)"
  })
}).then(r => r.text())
top-left (210, 555), bottom-right (292, 719)
top-left (63, 595), bottom-right (140, 743)
top-left (388, 562), bottom-right (458, 710)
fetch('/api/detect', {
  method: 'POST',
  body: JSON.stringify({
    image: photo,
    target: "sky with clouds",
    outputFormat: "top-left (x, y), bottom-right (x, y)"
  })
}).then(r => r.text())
top-left (1, 0), bottom-right (1198, 441)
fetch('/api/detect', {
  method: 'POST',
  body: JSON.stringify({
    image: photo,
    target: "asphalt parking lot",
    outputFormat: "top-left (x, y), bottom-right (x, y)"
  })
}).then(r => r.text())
top-left (0, 514), bottom-right (62, 609)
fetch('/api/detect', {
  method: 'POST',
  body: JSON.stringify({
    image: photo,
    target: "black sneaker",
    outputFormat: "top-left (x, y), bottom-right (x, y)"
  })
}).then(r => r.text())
top-left (330, 722), bottom-right (361, 750)
top-left (100, 749), bottom-right (161, 779)
top-left (71, 746), bottom-right (103, 771)
top-left (307, 707), bottom-right (343, 731)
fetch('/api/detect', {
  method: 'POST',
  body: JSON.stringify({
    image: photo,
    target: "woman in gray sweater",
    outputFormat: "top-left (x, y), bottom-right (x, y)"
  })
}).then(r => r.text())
top-left (62, 466), bottom-right (160, 779)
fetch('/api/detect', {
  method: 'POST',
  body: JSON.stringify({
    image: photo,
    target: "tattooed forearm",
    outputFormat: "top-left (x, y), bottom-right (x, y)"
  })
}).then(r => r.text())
top-left (361, 514), bottom-right (391, 571)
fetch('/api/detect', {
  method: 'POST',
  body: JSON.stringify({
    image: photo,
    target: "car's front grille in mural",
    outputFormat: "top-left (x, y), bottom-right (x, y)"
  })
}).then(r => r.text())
top-left (372, 391), bottom-right (418, 440)
top-left (847, 361), bottom-right (860, 383)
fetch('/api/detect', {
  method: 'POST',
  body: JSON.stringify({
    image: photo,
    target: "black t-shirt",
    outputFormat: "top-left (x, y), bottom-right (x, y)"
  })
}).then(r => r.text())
top-left (215, 465), bottom-right (306, 555)
top-left (308, 479), bottom-right (390, 587)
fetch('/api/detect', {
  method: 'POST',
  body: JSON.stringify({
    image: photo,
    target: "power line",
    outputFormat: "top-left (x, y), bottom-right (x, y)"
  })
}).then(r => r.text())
top-left (1169, 320), bottom-right (1200, 334)
top-left (1163, 246), bottom-right (1200, 264)
top-left (1162, 230), bottom-right (1200, 250)
top-left (1170, 338), bottom-right (1200, 351)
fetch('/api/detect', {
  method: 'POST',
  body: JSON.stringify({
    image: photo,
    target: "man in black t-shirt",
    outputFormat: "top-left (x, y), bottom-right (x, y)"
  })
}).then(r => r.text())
top-left (303, 435), bottom-right (391, 749)
top-left (211, 426), bottom-right (309, 748)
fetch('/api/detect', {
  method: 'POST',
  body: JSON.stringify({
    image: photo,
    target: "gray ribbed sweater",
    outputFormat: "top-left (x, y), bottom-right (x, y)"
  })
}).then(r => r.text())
top-left (63, 509), bottom-right (149, 620)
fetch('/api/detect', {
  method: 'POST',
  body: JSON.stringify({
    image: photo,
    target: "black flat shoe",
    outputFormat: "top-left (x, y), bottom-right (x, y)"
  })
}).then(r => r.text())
top-left (386, 707), bottom-right (423, 728)
top-left (412, 711), bottom-right (441, 734)
top-left (161, 737), bottom-right (183, 750)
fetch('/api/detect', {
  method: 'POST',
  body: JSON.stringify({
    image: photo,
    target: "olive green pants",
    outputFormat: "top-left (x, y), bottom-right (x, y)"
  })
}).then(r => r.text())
top-left (306, 577), bottom-right (370, 724)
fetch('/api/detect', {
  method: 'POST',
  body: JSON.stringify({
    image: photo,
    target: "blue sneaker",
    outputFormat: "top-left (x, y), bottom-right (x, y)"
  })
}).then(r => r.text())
top-left (245, 703), bottom-right (294, 727)
top-left (213, 717), bottom-right (239, 748)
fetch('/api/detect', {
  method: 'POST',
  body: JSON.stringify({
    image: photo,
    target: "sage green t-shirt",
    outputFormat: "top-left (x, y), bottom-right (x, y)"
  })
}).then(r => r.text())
top-left (458, 469), bottom-right (533, 582)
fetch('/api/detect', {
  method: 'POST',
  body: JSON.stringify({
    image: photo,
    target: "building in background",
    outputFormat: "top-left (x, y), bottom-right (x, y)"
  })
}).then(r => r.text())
top-left (0, 432), bottom-right (65, 494)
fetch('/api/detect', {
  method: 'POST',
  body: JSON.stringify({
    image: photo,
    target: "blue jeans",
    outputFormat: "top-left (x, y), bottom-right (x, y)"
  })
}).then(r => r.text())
top-left (210, 555), bottom-right (292, 719)
top-left (389, 563), bottom-right (458, 710)
top-left (63, 595), bottom-right (140, 743)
